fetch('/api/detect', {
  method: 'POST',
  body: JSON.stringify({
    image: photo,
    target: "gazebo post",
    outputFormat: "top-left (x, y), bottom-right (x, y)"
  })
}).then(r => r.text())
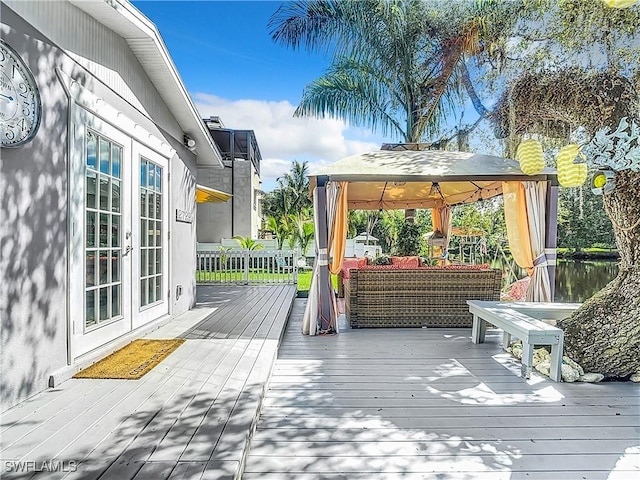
top-left (545, 182), bottom-right (559, 301)
top-left (316, 176), bottom-right (334, 332)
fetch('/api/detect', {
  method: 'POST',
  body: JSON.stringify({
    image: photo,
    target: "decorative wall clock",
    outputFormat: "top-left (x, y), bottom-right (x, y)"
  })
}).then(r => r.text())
top-left (0, 40), bottom-right (42, 147)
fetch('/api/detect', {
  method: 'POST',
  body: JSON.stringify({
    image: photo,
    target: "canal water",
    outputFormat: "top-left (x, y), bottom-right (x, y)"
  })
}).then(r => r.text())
top-left (554, 259), bottom-right (619, 303)
top-left (492, 258), bottom-right (619, 303)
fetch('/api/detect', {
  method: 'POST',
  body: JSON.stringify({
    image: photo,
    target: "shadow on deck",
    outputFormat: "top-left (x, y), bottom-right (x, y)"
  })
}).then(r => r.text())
top-left (0, 285), bottom-right (296, 480)
top-left (244, 298), bottom-right (640, 480)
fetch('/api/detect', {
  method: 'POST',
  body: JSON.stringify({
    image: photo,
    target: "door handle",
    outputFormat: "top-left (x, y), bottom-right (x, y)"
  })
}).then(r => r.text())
top-left (122, 245), bottom-right (133, 256)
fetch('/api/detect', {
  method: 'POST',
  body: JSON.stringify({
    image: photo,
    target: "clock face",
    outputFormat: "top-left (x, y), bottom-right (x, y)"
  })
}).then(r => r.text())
top-left (0, 40), bottom-right (41, 147)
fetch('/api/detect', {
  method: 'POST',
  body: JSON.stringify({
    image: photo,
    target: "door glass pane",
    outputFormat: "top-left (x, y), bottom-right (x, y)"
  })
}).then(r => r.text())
top-left (99, 250), bottom-right (108, 284)
top-left (155, 167), bottom-right (161, 191)
top-left (155, 194), bottom-right (162, 220)
top-left (112, 251), bottom-right (120, 282)
top-left (86, 290), bottom-right (96, 327)
top-left (148, 163), bottom-right (155, 191)
top-left (86, 253), bottom-right (96, 287)
top-left (112, 215), bottom-right (120, 248)
top-left (140, 279), bottom-right (147, 307)
top-left (99, 213), bottom-right (108, 247)
top-left (87, 131), bottom-right (97, 169)
top-left (100, 178), bottom-right (109, 211)
top-left (112, 180), bottom-right (120, 213)
top-left (141, 249), bottom-right (147, 277)
top-left (148, 277), bottom-right (155, 304)
top-left (140, 190), bottom-right (147, 218)
top-left (148, 192), bottom-right (155, 219)
top-left (140, 162), bottom-right (147, 188)
top-left (147, 220), bottom-right (155, 247)
top-left (148, 248), bottom-right (155, 276)
top-left (112, 145), bottom-right (121, 178)
top-left (86, 211), bottom-right (96, 247)
top-left (86, 172), bottom-right (97, 209)
top-left (156, 221), bottom-right (162, 247)
top-left (99, 287), bottom-right (108, 321)
top-left (112, 285), bottom-right (120, 317)
top-left (99, 138), bottom-right (110, 174)
top-left (141, 219), bottom-right (147, 247)
top-left (155, 276), bottom-right (162, 302)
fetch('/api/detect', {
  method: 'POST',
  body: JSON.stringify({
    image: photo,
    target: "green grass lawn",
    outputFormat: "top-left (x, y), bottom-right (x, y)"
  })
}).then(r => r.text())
top-left (295, 271), bottom-right (339, 292)
top-left (196, 269), bottom-right (337, 292)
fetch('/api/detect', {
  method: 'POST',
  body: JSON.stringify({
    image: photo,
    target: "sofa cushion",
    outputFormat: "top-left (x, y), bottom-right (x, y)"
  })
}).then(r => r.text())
top-left (423, 263), bottom-right (490, 270)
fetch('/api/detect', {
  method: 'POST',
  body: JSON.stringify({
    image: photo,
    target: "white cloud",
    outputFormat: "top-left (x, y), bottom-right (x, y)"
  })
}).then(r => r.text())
top-left (193, 93), bottom-right (382, 190)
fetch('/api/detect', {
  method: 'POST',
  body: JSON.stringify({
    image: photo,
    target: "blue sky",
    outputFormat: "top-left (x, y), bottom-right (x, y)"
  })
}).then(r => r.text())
top-left (133, 0), bottom-right (387, 191)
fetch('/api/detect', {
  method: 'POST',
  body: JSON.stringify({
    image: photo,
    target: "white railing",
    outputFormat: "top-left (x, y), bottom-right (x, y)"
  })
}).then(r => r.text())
top-left (196, 249), bottom-right (298, 285)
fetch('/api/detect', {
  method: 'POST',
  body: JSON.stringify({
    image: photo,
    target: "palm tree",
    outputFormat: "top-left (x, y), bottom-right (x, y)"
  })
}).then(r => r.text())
top-left (278, 160), bottom-right (312, 214)
top-left (232, 235), bottom-right (264, 251)
top-left (269, 0), bottom-right (504, 143)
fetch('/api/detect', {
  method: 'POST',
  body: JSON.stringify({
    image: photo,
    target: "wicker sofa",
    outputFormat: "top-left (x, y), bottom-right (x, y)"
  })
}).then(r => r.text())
top-left (344, 267), bottom-right (502, 328)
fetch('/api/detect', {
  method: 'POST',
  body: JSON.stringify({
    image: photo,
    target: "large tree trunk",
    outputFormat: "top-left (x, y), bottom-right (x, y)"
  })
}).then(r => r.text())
top-left (558, 170), bottom-right (640, 377)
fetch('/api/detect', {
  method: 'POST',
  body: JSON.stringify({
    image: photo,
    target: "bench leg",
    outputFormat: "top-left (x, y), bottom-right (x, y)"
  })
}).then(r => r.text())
top-left (549, 335), bottom-right (564, 382)
top-left (502, 331), bottom-right (512, 351)
top-left (471, 315), bottom-right (487, 344)
top-left (521, 342), bottom-right (533, 380)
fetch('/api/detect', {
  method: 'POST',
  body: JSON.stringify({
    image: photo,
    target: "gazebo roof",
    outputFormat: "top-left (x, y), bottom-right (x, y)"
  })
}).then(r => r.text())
top-left (310, 149), bottom-right (557, 210)
top-left (352, 232), bottom-right (379, 242)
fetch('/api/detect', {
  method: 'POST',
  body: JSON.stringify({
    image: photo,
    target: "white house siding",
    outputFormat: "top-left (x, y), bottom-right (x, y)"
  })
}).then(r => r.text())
top-left (3, 0), bottom-right (183, 142)
top-left (1, 2), bottom-right (199, 410)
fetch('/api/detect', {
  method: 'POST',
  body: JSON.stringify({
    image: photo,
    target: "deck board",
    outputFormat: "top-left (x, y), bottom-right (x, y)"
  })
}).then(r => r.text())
top-left (0, 285), bottom-right (296, 480)
top-left (245, 299), bottom-right (640, 479)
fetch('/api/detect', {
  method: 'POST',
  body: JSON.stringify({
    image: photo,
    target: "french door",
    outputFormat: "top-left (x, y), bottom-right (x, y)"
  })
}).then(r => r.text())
top-left (70, 108), bottom-right (168, 359)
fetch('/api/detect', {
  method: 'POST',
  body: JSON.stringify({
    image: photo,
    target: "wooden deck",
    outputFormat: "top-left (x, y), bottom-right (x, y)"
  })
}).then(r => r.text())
top-left (245, 299), bottom-right (640, 480)
top-left (0, 285), bottom-right (296, 480)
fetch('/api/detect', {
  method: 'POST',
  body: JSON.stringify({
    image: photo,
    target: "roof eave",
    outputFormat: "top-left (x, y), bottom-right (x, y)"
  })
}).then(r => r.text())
top-left (69, 0), bottom-right (223, 167)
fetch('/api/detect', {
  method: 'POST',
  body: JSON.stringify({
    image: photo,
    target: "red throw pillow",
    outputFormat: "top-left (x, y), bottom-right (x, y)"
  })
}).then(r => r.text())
top-left (340, 257), bottom-right (369, 279)
top-left (390, 256), bottom-right (420, 268)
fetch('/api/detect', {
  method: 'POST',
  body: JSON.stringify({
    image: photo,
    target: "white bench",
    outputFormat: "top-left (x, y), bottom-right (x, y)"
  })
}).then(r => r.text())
top-left (466, 300), bottom-right (578, 382)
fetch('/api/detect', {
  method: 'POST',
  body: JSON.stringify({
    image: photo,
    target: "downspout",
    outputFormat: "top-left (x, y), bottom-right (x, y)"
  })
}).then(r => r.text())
top-left (230, 130), bottom-right (235, 237)
top-left (57, 69), bottom-right (74, 368)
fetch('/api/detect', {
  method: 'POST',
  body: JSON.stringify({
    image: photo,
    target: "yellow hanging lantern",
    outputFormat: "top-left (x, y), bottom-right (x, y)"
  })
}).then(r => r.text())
top-left (601, 0), bottom-right (639, 8)
top-left (516, 139), bottom-right (545, 175)
top-left (557, 144), bottom-right (588, 187)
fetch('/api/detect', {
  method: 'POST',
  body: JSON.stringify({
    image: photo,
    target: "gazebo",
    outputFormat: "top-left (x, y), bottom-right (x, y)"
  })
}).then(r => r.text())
top-left (304, 147), bottom-right (560, 335)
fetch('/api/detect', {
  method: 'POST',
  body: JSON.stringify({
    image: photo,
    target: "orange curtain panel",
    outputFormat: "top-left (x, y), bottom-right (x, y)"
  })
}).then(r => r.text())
top-left (502, 181), bottom-right (534, 275)
top-left (329, 182), bottom-right (349, 275)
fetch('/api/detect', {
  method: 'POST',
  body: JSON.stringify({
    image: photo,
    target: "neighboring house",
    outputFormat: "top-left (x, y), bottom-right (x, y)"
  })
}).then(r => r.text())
top-left (197, 116), bottom-right (262, 243)
top-left (0, 0), bottom-right (224, 411)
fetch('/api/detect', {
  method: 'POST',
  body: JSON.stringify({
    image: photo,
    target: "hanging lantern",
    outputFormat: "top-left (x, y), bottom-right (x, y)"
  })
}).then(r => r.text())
top-left (590, 168), bottom-right (616, 195)
top-left (515, 139), bottom-right (545, 175)
top-left (601, 0), bottom-right (639, 8)
top-left (557, 144), bottom-right (588, 187)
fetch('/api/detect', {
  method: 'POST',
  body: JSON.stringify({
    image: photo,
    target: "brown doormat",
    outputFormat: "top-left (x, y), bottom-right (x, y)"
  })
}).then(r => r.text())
top-left (73, 339), bottom-right (185, 380)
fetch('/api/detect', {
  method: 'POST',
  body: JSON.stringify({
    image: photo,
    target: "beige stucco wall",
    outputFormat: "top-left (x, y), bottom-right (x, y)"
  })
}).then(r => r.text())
top-left (197, 159), bottom-right (261, 243)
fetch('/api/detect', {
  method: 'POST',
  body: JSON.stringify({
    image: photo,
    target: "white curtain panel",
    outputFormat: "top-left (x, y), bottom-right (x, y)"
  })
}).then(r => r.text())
top-left (439, 206), bottom-right (453, 250)
top-left (302, 184), bottom-right (340, 335)
top-left (524, 181), bottom-right (552, 302)
top-left (302, 188), bottom-right (322, 335)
